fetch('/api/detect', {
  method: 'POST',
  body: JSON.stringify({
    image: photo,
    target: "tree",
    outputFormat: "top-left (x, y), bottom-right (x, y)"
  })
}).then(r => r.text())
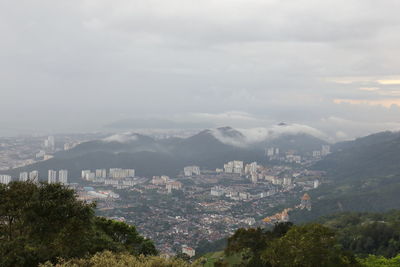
top-left (225, 222), bottom-right (293, 267)
top-left (262, 224), bottom-right (359, 267)
top-left (0, 181), bottom-right (157, 267)
top-left (39, 250), bottom-right (199, 267)
top-left (358, 254), bottom-right (400, 267)
top-left (93, 217), bottom-right (157, 256)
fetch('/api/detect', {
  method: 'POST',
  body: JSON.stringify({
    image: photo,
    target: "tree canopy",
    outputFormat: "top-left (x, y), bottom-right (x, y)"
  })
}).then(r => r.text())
top-left (0, 181), bottom-right (156, 267)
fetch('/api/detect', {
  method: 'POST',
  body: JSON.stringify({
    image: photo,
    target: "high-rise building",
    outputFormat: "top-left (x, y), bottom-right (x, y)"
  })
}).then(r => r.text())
top-left (81, 170), bottom-right (91, 179)
top-left (19, 172), bottom-right (28, 182)
top-left (166, 181), bottom-right (182, 193)
top-left (0, 175), bottom-right (12, 184)
top-left (245, 162), bottom-right (258, 174)
top-left (44, 136), bottom-right (55, 151)
top-left (224, 160), bottom-right (244, 174)
top-left (58, 170), bottom-right (68, 184)
top-left (266, 148), bottom-right (275, 157)
top-left (313, 179), bottom-right (320, 189)
top-left (109, 168), bottom-right (135, 179)
top-left (29, 170), bottom-right (39, 183)
top-left (183, 166), bottom-right (200, 176)
top-left (321, 145), bottom-right (331, 156)
top-left (95, 169), bottom-right (107, 178)
top-left (48, 170), bottom-right (57, 184)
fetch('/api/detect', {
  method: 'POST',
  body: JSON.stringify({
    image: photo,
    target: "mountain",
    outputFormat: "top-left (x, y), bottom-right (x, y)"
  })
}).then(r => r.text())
top-left (259, 133), bottom-right (328, 155)
top-left (290, 131), bottom-right (400, 222)
top-left (314, 131), bottom-right (400, 181)
top-left (8, 126), bottom-right (327, 183)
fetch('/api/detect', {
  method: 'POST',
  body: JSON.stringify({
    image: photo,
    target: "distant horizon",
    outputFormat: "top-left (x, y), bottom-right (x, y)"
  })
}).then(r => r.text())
top-left (1, 122), bottom-right (399, 144)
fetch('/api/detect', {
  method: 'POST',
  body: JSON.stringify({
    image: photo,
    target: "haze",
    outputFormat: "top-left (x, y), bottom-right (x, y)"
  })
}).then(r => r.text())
top-left (1, 0), bottom-right (400, 140)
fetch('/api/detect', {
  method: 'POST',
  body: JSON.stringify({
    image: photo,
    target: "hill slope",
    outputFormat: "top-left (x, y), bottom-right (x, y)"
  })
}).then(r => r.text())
top-left (291, 131), bottom-right (400, 222)
top-left (8, 126), bottom-right (327, 182)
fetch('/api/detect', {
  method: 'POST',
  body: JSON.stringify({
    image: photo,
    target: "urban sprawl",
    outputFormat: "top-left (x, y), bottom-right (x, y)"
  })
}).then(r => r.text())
top-left (0, 135), bottom-right (330, 257)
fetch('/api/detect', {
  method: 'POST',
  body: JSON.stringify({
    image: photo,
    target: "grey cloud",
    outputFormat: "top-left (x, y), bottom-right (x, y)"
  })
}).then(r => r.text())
top-left (1, 0), bottom-right (400, 139)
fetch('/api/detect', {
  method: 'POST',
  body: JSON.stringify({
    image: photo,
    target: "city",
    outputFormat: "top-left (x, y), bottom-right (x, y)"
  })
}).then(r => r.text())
top-left (0, 134), bottom-right (328, 257)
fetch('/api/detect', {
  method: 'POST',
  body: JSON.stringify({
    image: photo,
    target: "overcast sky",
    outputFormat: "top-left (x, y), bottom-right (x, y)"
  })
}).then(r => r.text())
top-left (1, 0), bottom-right (400, 140)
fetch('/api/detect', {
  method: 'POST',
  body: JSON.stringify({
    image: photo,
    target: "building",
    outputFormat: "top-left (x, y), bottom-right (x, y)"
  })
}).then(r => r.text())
top-left (48, 170), bottom-right (57, 184)
top-left (29, 170), bottom-right (39, 183)
top-left (243, 217), bottom-right (256, 226)
top-left (239, 192), bottom-right (249, 200)
top-left (44, 154), bottom-right (54, 161)
top-left (104, 179), bottom-right (119, 185)
top-left (82, 170), bottom-right (91, 179)
top-left (109, 168), bottom-right (135, 179)
top-left (152, 176), bottom-right (168, 185)
top-left (58, 170), bottom-right (68, 184)
top-left (44, 136), bottom-right (55, 151)
top-left (35, 150), bottom-right (46, 159)
top-left (0, 174), bottom-right (12, 184)
top-left (300, 193), bottom-right (312, 211)
top-left (312, 150), bottom-right (321, 158)
top-left (321, 145), bottom-right (331, 156)
top-left (250, 173), bottom-right (258, 184)
top-left (285, 154), bottom-right (301, 164)
top-left (245, 162), bottom-right (258, 174)
top-left (19, 172), bottom-right (28, 182)
top-left (81, 170), bottom-right (95, 181)
top-left (224, 160), bottom-right (243, 174)
top-left (95, 169), bottom-right (107, 178)
top-left (183, 166), bottom-right (200, 176)
top-left (283, 177), bottom-right (292, 186)
top-left (210, 186), bottom-right (225, 197)
top-left (182, 245), bottom-right (195, 258)
top-left (166, 181), bottom-right (182, 193)
top-left (266, 147), bottom-right (275, 157)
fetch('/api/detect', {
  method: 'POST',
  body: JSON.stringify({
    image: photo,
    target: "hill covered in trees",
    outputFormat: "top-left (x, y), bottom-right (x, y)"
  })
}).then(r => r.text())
top-left (286, 131), bottom-right (400, 222)
top-left (7, 126), bottom-right (327, 182)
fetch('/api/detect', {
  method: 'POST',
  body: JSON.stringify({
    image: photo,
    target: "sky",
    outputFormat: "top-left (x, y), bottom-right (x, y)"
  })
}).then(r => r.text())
top-left (1, 0), bottom-right (400, 140)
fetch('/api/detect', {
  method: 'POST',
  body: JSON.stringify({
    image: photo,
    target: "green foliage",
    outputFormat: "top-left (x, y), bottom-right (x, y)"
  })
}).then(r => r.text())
top-left (358, 254), bottom-right (400, 267)
top-left (221, 223), bottom-right (359, 267)
top-left (93, 217), bottom-right (157, 256)
top-left (195, 238), bottom-right (227, 258)
top-left (39, 250), bottom-right (200, 267)
top-left (0, 181), bottom-right (156, 267)
top-left (262, 224), bottom-right (359, 267)
top-left (296, 132), bottom-right (400, 224)
top-left (318, 211), bottom-right (400, 258)
top-left (224, 222), bottom-right (293, 266)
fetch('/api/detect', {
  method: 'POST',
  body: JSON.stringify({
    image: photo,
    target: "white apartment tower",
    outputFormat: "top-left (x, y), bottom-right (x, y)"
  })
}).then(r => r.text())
top-left (58, 170), bottom-right (68, 184)
top-left (183, 166), bottom-right (200, 176)
top-left (48, 170), bottom-right (57, 184)
top-left (0, 175), bottom-right (12, 184)
top-left (19, 172), bottom-right (28, 182)
top-left (29, 171), bottom-right (39, 183)
top-left (95, 169), bottom-right (107, 178)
